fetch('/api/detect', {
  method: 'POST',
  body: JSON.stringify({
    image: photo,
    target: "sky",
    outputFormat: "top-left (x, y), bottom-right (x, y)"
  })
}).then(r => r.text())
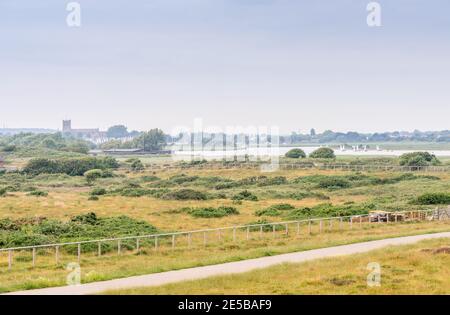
top-left (0, 0), bottom-right (449, 134)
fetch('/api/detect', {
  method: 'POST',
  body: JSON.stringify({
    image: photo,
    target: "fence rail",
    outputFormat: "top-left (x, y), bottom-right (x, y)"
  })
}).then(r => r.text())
top-left (148, 162), bottom-right (450, 173)
top-left (1, 209), bottom-right (447, 270)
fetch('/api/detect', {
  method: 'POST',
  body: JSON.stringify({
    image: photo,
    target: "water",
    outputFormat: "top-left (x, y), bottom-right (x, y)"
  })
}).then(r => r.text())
top-left (173, 147), bottom-right (450, 158)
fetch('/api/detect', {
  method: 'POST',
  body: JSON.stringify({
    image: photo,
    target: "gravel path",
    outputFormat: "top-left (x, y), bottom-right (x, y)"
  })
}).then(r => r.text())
top-left (5, 231), bottom-right (450, 295)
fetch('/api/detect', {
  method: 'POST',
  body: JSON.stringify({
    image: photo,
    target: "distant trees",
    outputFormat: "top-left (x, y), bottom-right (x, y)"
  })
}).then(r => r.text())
top-left (309, 147), bottom-right (335, 159)
top-left (285, 148), bottom-right (306, 159)
top-left (399, 152), bottom-right (440, 167)
top-left (135, 129), bottom-right (167, 151)
top-left (107, 125), bottom-right (128, 138)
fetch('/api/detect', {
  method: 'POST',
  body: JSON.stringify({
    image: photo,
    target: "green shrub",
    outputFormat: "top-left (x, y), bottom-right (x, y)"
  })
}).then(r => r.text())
top-left (309, 147), bottom-right (335, 159)
top-left (84, 169), bottom-right (104, 183)
top-left (27, 190), bottom-right (48, 197)
top-left (399, 152), bottom-right (440, 167)
top-left (232, 190), bottom-right (258, 201)
top-left (317, 177), bottom-right (351, 190)
top-left (0, 187), bottom-right (6, 197)
top-left (270, 203), bottom-right (295, 210)
top-left (0, 213), bottom-right (158, 249)
top-left (88, 196), bottom-right (99, 201)
top-left (141, 175), bottom-right (160, 182)
top-left (415, 193), bottom-right (450, 205)
top-left (23, 157), bottom-right (119, 176)
top-left (130, 159), bottom-right (144, 171)
top-left (186, 206), bottom-right (239, 218)
top-left (254, 208), bottom-right (281, 217)
top-left (90, 187), bottom-right (107, 196)
top-left (285, 148), bottom-right (306, 159)
top-left (162, 189), bottom-right (208, 200)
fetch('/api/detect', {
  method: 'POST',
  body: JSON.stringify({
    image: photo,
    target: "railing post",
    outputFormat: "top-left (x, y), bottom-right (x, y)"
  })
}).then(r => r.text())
top-left (155, 236), bottom-right (158, 250)
top-left (272, 224), bottom-right (276, 237)
top-left (246, 227), bottom-right (250, 240)
top-left (188, 233), bottom-right (192, 247)
top-left (359, 216), bottom-right (362, 228)
top-left (296, 222), bottom-right (300, 235)
top-left (233, 227), bottom-right (237, 242)
top-left (319, 220), bottom-right (323, 233)
top-left (77, 243), bottom-right (81, 263)
top-left (117, 240), bottom-right (121, 255)
top-left (136, 238), bottom-right (140, 253)
top-left (308, 220), bottom-right (312, 234)
top-left (55, 245), bottom-right (59, 265)
top-left (339, 218), bottom-right (343, 230)
top-left (260, 225), bottom-right (263, 237)
top-left (285, 223), bottom-right (288, 235)
top-left (350, 217), bottom-right (353, 229)
top-left (32, 247), bottom-right (36, 268)
top-left (8, 250), bottom-right (12, 270)
top-left (172, 234), bottom-right (176, 249)
top-left (98, 242), bottom-right (102, 256)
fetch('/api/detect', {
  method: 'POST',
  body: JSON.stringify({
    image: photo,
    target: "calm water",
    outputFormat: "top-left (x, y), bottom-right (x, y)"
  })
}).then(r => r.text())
top-left (173, 147), bottom-right (450, 158)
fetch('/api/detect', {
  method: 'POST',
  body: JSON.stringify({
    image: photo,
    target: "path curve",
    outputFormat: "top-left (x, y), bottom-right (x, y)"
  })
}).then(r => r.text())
top-left (5, 231), bottom-right (450, 295)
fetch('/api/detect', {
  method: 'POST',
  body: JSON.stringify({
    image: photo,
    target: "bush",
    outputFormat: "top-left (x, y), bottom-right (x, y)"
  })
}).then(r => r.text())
top-left (317, 177), bottom-right (351, 190)
top-left (0, 213), bottom-right (158, 249)
top-left (254, 208), bottom-right (281, 217)
top-left (23, 157), bottom-right (119, 176)
top-left (232, 190), bottom-right (258, 201)
top-left (90, 187), bottom-right (107, 196)
top-left (84, 169), bottom-right (104, 184)
top-left (27, 190), bottom-right (48, 197)
top-left (309, 147), bottom-right (335, 159)
top-left (162, 189), bottom-right (208, 200)
top-left (88, 196), bottom-right (99, 201)
top-left (415, 193), bottom-right (450, 205)
top-left (285, 148), bottom-right (306, 159)
top-left (0, 187), bottom-right (6, 197)
top-left (130, 159), bottom-right (144, 171)
top-left (399, 152), bottom-right (440, 167)
top-left (186, 206), bottom-right (239, 218)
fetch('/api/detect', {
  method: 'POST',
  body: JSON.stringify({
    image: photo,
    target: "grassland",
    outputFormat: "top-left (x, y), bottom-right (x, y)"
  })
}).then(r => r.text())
top-left (104, 237), bottom-right (450, 295)
top-left (0, 155), bottom-right (449, 293)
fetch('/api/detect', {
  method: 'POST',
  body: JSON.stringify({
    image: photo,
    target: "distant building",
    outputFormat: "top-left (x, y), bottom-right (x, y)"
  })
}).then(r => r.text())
top-left (62, 120), bottom-right (107, 143)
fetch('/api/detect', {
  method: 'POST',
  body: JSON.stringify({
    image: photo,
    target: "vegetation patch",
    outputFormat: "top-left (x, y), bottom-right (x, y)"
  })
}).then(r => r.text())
top-left (415, 193), bottom-right (450, 205)
top-left (0, 212), bottom-right (158, 249)
top-left (162, 189), bottom-right (208, 200)
top-left (23, 157), bottom-right (119, 176)
top-left (232, 190), bottom-right (258, 201)
top-left (184, 206), bottom-right (239, 218)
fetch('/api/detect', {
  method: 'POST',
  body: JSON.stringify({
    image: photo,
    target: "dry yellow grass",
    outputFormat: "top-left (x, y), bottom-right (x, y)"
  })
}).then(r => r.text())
top-left (105, 238), bottom-right (450, 295)
top-left (0, 220), bottom-right (448, 293)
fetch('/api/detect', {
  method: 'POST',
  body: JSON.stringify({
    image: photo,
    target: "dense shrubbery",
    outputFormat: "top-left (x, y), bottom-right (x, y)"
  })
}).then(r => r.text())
top-left (162, 189), bottom-right (208, 200)
top-left (285, 148), bottom-right (306, 159)
top-left (309, 147), bottom-right (335, 159)
top-left (23, 157), bottom-right (119, 176)
top-left (399, 152), bottom-right (440, 167)
top-left (27, 190), bottom-right (48, 197)
top-left (90, 187), bottom-right (107, 196)
top-left (0, 212), bottom-right (158, 248)
top-left (254, 203), bottom-right (295, 217)
top-left (0, 187), bottom-right (6, 197)
top-left (185, 206), bottom-right (239, 218)
top-left (316, 177), bottom-right (351, 190)
top-left (232, 190), bottom-right (258, 201)
top-left (286, 202), bottom-right (376, 219)
top-left (415, 193), bottom-right (450, 205)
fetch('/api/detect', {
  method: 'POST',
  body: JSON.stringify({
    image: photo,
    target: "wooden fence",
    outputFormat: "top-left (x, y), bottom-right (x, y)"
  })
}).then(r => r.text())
top-left (1, 209), bottom-right (446, 270)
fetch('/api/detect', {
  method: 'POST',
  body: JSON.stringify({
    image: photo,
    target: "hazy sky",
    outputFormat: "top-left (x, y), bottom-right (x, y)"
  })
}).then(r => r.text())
top-left (1, 0), bottom-right (449, 134)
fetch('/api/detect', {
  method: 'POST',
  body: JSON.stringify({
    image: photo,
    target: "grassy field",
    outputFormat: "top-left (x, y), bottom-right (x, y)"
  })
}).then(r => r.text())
top-left (105, 237), bottom-right (450, 295)
top-left (0, 221), bottom-right (449, 293)
top-left (0, 155), bottom-right (449, 293)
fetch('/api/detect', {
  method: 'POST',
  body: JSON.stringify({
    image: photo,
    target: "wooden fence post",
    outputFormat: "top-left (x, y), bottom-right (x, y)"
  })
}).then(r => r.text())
top-left (32, 247), bottom-right (36, 267)
top-left (296, 222), bottom-right (300, 235)
top-left (117, 240), bottom-right (121, 255)
top-left (308, 220), bottom-right (312, 234)
top-left (172, 235), bottom-right (176, 249)
top-left (155, 236), bottom-right (158, 250)
top-left (136, 238), bottom-right (140, 253)
top-left (77, 243), bottom-right (81, 263)
top-left (55, 246), bottom-right (59, 265)
top-left (8, 250), bottom-right (12, 270)
top-left (98, 242), bottom-right (102, 256)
